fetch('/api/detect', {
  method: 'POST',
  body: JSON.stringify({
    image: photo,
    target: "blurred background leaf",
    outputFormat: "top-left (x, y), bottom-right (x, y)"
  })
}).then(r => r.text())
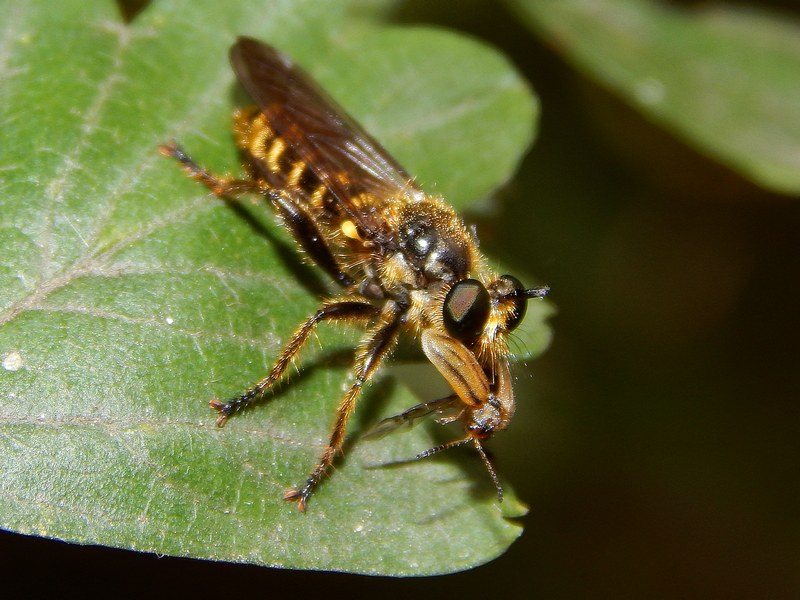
top-left (509, 0), bottom-right (800, 195)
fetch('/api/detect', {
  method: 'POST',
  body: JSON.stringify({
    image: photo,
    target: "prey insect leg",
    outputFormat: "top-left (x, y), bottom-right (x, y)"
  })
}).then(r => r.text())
top-left (211, 299), bottom-right (378, 425)
top-left (284, 304), bottom-right (404, 511)
top-left (415, 437), bottom-right (504, 502)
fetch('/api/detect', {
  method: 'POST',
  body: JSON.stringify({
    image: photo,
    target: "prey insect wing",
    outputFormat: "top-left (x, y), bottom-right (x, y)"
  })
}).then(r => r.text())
top-left (364, 395), bottom-right (462, 440)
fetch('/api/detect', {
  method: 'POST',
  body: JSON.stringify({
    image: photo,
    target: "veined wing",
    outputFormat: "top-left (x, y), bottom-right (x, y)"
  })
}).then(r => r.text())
top-left (364, 395), bottom-right (461, 440)
top-left (230, 37), bottom-right (422, 242)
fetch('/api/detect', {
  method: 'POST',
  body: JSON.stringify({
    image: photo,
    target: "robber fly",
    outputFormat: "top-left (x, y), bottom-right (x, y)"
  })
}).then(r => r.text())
top-left (161, 37), bottom-right (549, 511)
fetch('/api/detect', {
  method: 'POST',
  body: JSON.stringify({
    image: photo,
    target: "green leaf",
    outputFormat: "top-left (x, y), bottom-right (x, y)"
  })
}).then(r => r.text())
top-left (508, 0), bottom-right (800, 196)
top-left (0, 0), bottom-right (547, 575)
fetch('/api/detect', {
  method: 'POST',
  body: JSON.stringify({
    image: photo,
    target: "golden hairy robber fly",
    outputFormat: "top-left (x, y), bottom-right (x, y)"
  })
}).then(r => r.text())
top-left (161, 37), bottom-right (549, 511)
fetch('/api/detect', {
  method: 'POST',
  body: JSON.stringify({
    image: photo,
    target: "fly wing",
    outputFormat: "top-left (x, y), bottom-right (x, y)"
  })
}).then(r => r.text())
top-left (230, 37), bottom-right (421, 242)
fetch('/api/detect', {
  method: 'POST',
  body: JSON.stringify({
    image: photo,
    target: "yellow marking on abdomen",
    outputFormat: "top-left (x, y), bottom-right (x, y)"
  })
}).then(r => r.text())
top-left (266, 137), bottom-right (287, 174)
top-left (310, 184), bottom-right (328, 209)
top-left (287, 160), bottom-right (306, 188)
top-left (249, 121), bottom-right (274, 162)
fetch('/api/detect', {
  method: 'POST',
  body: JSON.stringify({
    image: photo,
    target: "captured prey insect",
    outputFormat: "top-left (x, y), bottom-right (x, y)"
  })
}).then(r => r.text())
top-left (161, 37), bottom-right (549, 511)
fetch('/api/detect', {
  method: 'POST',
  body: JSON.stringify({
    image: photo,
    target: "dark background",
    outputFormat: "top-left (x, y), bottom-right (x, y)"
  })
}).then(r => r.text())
top-left (3, 1), bottom-right (798, 597)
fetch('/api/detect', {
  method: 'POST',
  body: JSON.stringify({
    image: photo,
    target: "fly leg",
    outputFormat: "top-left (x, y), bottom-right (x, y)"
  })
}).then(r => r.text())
top-left (161, 142), bottom-right (354, 288)
top-left (211, 299), bottom-right (378, 425)
top-left (160, 141), bottom-right (266, 197)
top-left (270, 190), bottom-right (354, 288)
top-left (285, 304), bottom-right (404, 511)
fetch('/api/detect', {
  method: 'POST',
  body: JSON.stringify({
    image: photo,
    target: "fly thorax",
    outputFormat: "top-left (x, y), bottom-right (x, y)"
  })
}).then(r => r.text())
top-left (397, 201), bottom-right (472, 284)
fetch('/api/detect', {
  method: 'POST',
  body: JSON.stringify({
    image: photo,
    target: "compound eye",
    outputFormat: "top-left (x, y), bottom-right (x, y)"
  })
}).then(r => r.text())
top-left (498, 274), bottom-right (527, 332)
top-left (443, 279), bottom-right (491, 345)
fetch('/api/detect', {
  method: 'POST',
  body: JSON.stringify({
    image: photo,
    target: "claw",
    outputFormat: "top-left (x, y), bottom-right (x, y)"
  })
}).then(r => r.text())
top-left (283, 489), bottom-right (308, 512)
top-left (208, 399), bottom-right (232, 427)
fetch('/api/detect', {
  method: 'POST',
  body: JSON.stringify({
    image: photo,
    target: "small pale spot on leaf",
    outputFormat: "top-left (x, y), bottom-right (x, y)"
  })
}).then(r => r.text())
top-left (2, 351), bottom-right (23, 372)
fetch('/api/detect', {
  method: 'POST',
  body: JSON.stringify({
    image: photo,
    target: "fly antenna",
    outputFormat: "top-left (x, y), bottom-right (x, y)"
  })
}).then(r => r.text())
top-left (502, 285), bottom-right (549, 302)
top-left (523, 286), bottom-right (550, 299)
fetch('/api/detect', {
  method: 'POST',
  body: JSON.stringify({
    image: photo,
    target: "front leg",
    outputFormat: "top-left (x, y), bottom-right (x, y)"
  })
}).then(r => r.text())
top-left (420, 328), bottom-right (490, 408)
top-left (419, 329), bottom-right (514, 501)
top-left (284, 304), bottom-right (404, 511)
